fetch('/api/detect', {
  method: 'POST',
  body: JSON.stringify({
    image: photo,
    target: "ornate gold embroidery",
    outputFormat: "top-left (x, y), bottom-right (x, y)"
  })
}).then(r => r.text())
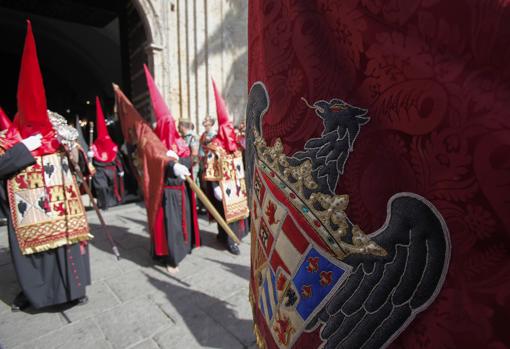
top-left (254, 131), bottom-right (386, 260)
top-left (253, 323), bottom-right (267, 349)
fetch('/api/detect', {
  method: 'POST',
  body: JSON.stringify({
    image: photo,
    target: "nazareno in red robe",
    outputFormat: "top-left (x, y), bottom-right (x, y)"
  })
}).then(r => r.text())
top-left (247, 1), bottom-right (510, 348)
top-left (114, 85), bottom-right (200, 261)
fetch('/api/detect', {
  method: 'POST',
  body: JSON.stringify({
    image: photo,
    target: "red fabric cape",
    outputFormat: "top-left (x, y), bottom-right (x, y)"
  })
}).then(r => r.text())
top-left (114, 84), bottom-right (200, 255)
top-left (249, 1), bottom-right (510, 348)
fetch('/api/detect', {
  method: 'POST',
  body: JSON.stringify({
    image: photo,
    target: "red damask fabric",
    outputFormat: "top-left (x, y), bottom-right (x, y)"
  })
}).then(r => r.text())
top-left (249, 1), bottom-right (510, 347)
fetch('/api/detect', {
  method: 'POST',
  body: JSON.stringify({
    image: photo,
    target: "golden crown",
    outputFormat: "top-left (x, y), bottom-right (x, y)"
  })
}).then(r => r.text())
top-left (254, 131), bottom-right (386, 260)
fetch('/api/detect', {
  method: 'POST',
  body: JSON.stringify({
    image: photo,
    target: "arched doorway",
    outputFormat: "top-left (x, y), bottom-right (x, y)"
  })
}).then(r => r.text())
top-left (0, 0), bottom-right (158, 125)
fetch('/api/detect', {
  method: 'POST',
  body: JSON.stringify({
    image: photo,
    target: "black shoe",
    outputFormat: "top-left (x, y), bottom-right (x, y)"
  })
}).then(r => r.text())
top-left (227, 243), bottom-right (240, 255)
top-left (11, 292), bottom-right (30, 312)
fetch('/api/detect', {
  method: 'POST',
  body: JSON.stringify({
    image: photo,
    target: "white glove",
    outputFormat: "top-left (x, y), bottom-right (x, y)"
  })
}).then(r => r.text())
top-left (21, 134), bottom-right (42, 151)
top-left (173, 162), bottom-right (190, 180)
top-left (87, 150), bottom-right (95, 158)
top-left (214, 185), bottom-right (223, 201)
top-left (166, 150), bottom-right (179, 160)
top-left (119, 171), bottom-right (125, 177)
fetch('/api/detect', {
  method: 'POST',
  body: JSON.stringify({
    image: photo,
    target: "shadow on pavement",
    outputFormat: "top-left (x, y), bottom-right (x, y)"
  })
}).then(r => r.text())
top-left (203, 257), bottom-right (250, 281)
top-left (144, 273), bottom-right (253, 347)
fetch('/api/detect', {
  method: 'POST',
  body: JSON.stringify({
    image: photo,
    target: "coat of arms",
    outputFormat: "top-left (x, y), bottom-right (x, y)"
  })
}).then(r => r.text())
top-left (246, 82), bottom-right (451, 349)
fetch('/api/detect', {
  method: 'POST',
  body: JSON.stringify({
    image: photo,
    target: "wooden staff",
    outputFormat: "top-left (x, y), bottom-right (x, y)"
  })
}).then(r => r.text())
top-left (184, 176), bottom-right (241, 245)
top-left (88, 121), bottom-right (94, 149)
top-left (63, 145), bottom-right (121, 260)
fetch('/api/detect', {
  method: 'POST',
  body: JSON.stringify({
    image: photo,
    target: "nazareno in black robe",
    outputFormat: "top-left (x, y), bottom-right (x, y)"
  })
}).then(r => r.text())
top-left (0, 143), bottom-right (91, 309)
top-left (156, 156), bottom-right (200, 267)
top-left (91, 154), bottom-right (125, 210)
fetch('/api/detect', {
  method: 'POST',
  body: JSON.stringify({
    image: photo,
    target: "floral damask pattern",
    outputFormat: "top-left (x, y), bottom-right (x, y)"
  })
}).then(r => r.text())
top-left (249, 0), bottom-right (510, 347)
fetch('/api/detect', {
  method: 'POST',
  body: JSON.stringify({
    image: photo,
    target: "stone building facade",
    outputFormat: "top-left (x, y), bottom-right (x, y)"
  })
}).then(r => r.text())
top-left (130, 0), bottom-right (248, 134)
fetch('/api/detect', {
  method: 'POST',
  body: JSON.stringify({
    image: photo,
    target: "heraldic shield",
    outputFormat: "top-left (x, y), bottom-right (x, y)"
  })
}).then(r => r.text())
top-left (246, 82), bottom-right (451, 349)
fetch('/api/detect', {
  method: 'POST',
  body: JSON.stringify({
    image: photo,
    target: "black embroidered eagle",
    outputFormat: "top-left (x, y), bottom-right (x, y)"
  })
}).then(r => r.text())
top-left (245, 82), bottom-right (450, 349)
top-left (290, 97), bottom-right (369, 194)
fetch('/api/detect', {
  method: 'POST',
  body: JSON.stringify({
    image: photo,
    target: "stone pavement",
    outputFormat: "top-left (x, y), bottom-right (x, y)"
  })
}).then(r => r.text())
top-left (0, 202), bottom-right (256, 349)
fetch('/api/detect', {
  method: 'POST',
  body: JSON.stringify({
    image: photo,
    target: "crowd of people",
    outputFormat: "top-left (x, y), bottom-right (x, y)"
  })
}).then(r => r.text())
top-left (0, 20), bottom-right (249, 313)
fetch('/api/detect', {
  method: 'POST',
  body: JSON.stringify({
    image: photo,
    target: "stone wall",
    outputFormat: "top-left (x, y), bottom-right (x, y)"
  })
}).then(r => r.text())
top-left (133, 0), bottom-right (248, 135)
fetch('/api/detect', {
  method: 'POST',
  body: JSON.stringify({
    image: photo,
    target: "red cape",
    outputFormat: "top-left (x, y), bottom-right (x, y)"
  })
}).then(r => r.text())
top-left (114, 84), bottom-right (199, 255)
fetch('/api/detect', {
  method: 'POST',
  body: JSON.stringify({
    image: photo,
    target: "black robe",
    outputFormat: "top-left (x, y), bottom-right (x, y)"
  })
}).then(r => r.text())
top-left (0, 143), bottom-right (91, 309)
top-left (158, 157), bottom-right (200, 267)
top-left (206, 181), bottom-right (248, 245)
top-left (92, 154), bottom-right (124, 209)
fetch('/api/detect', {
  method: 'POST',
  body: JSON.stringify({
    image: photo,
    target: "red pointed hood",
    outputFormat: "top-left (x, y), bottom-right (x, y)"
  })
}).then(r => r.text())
top-left (211, 78), bottom-right (237, 153)
top-left (14, 21), bottom-right (54, 139)
top-left (0, 107), bottom-right (21, 150)
top-left (13, 20), bottom-right (59, 155)
top-left (91, 96), bottom-right (118, 162)
top-left (144, 64), bottom-right (189, 157)
top-left (0, 107), bottom-right (13, 131)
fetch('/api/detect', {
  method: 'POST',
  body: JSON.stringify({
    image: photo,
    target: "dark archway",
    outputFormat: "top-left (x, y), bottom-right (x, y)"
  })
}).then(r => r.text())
top-left (0, 0), bottom-right (150, 126)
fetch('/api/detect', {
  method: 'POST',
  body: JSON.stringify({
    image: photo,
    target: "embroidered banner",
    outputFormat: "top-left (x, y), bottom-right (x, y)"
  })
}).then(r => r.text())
top-left (8, 151), bottom-right (91, 255)
top-left (204, 146), bottom-right (249, 223)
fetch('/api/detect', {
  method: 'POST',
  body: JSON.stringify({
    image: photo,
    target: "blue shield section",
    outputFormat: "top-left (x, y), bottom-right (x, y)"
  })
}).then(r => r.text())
top-left (293, 248), bottom-right (347, 321)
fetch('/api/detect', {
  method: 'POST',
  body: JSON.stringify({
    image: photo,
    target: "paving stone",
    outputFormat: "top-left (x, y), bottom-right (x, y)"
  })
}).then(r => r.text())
top-left (0, 202), bottom-right (254, 349)
top-left (88, 245), bottom-right (124, 282)
top-left (0, 311), bottom-right (65, 348)
top-left (148, 282), bottom-right (222, 323)
top-left (13, 318), bottom-right (112, 349)
top-left (0, 246), bottom-right (11, 267)
top-left (152, 308), bottom-right (244, 349)
top-left (126, 339), bottom-right (160, 349)
top-left (62, 281), bottom-right (121, 322)
top-left (0, 263), bottom-right (21, 315)
top-left (186, 262), bottom-right (249, 302)
top-left (207, 288), bottom-right (256, 346)
top-left (95, 297), bottom-right (173, 349)
top-left (105, 268), bottom-right (178, 302)
top-left (0, 297), bottom-right (10, 315)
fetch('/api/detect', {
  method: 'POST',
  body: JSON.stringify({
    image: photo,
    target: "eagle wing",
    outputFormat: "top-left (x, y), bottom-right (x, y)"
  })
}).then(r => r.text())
top-left (310, 193), bottom-right (450, 349)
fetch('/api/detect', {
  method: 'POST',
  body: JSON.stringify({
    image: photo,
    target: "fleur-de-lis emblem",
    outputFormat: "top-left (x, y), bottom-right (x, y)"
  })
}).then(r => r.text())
top-left (320, 271), bottom-right (333, 287)
top-left (306, 257), bottom-right (319, 273)
top-left (301, 285), bottom-right (313, 298)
